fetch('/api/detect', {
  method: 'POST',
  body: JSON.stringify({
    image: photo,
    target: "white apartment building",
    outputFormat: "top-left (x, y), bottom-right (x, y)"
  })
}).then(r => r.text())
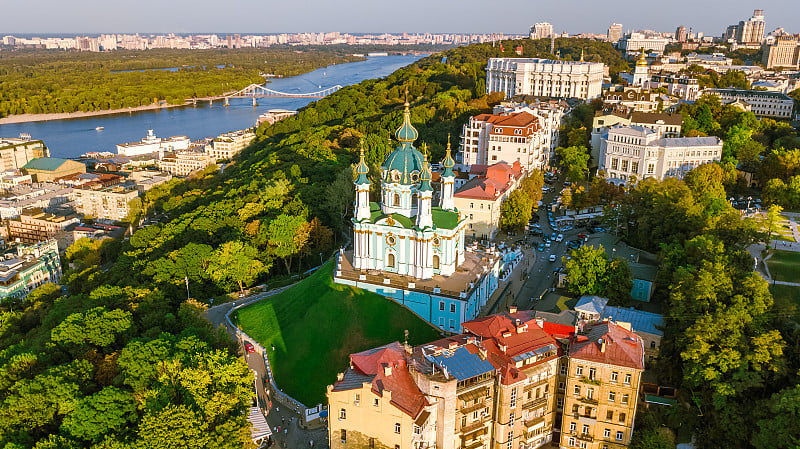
top-left (607, 24), bottom-right (623, 43)
top-left (116, 130), bottom-right (190, 157)
top-left (599, 125), bottom-right (723, 183)
top-left (761, 36), bottom-right (800, 69)
top-left (486, 58), bottom-right (604, 101)
top-left (493, 100), bottom-right (567, 164)
top-left (646, 73), bottom-right (701, 101)
top-left (158, 151), bottom-right (213, 176)
top-left (617, 33), bottom-right (669, 55)
top-left (458, 112), bottom-right (549, 171)
top-left (530, 22), bottom-right (554, 40)
top-left (702, 88), bottom-right (794, 119)
top-left (206, 129), bottom-right (256, 160)
top-left (591, 111), bottom-right (683, 165)
top-left (75, 186), bottom-right (139, 222)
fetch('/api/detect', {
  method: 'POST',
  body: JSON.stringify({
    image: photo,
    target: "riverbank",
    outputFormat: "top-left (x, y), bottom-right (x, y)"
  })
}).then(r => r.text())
top-left (0, 103), bottom-right (189, 125)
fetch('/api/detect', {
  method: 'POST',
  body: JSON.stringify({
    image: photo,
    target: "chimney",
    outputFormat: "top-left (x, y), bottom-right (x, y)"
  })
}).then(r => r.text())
top-left (599, 338), bottom-right (606, 353)
top-left (384, 364), bottom-right (392, 377)
top-left (337, 373), bottom-right (344, 381)
top-left (509, 306), bottom-right (517, 314)
top-left (535, 317), bottom-right (544, 328)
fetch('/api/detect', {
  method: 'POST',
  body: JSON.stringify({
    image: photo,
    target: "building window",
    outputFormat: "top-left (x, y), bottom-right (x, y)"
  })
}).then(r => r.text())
top-left (558, 382), bottom-right (565, 391)
top-left (341, 429), bottom-right (346, 443)
top-left (619, 412), bottom-right (626, 423)
top-left (510, 387), bottom-right (517, 408)
top-left (439, 301), bottom-right (445, 311)
top-left (604, 428), bottom-right (611, 438)
top-left (395, 423), bottom-right (401, 434)
top-left (607, 410), bottom-right (613, 420)
top-left (439, 317), bottom-right (445, 326)
top-left (582, 424), bottom-right (589, 434)
top-left (369, 438), bottom-right (375, 448)
top-left (393, 193), bottom-right (400, 207)
top-left (339, 409), bottom-right (346, 419)
top-left (621, 160), bottom-right (629, 172)
top-left (616, 431), bottom-right (624, 441)
top-left (576, 366), bottom-right (583, 376)
top-left (611, 158), bottom-right (618, 170)
top-left (588, 368), bottom-right (596, 380)
top-left (560, 364), bottom-right (567, 375)
top-left (568, 437), bottom-right (575, 447)
top-left (647, 163), bottom-right (654, 174)
top-left (386, 253), bottom-right (395, 269)
top-left (414, 425), bottom-right (421, 435)
top-left (355, 393), bottom-right (360, 405)
top-left (609, 391), bottom-right (616, 402)
top-left (509, 412), bottom-right (515, 426)
top-left (569, 422), bottom-right (576, 432)
top-left (622, 394), bottom-right (629, 404)
top-left (507, 431), bottom-right (513, 449)
top-left (557, 397), bottom-right (564, 409)
top-left (433, 255), bottom-right (440, 270)
top-left (651, 340), bottom-right (657, 349)
top-left (624, 374), bottom-right (631, 385)
top-left (449, 319), bottom-right (455, 329)
top-left (450, 303), bottom-right (456, 313)
top-left (587, 388), bottom-right (594, 399)
top-left (574, 385), bottom-right (580, 396)
top-left (611, 372), bottom-right (618, 382)
top-left (374, 398), bottom-right (379, 407)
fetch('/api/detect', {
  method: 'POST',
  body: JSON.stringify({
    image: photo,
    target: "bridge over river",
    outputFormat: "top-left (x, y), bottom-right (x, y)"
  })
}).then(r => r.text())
top-left (191, 83), bottom-right (343, 106)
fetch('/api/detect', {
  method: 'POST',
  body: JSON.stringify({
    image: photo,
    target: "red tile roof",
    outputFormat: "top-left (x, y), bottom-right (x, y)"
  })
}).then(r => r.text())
top-left (348, 342), bottom-right (427, 418)
top-left (473, 112), bottom-right (540, 134)
top-left (455, 162), bottom-right (523, 201)
top-left (569, 321), bottom-right (644, 370)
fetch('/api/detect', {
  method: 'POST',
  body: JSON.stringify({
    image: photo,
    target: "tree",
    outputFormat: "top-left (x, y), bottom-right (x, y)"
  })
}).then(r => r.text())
top-left (206, 241), bottom-right (265, 293)
top-left (136, 405), bottom-right (211, 449)
top-left (125, 197), bottom-right (143, 224)
top-left (61, 387), bottom-right (136, 442)
top-left (267, 214), bottom-right (308, 275)
top-left (753, 385), bottom-right (800, 449)
top-left (520, 170), bottom-right (544, 206)
top-left (50, 307), bottom-right (133, 348)
top-left (563, 245), bottom-right (632, 302)
top-left (763, 204), bottom-right (784, 248)
top-left (557, 146), bottom-right (590, 183)
top-left (500, 190), bottom-right (533, 231)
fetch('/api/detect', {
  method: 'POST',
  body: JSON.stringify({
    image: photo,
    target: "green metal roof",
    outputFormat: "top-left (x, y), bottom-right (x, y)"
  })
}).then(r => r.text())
top-left (431, 207), bottom-right (460, 230)
top-left (364, 203), bottom-right (461, 231)
top-left (22, 157), bottom-right (73, 172)
top-left (644, 395), bottom-right (676, 406)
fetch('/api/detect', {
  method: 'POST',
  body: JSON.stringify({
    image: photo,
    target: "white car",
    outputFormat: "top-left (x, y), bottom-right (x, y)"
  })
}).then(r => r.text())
top-left (549, 254), bottom-right (557, 262)
top-left (556, 234), bottom-right (564, 242)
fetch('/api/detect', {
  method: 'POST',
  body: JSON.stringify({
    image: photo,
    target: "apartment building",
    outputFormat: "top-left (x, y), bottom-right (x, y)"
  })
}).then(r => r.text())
top-left (5, 208), bottom-right (79, 250)
top-left (702, 88), bottom-right (794, 119)
top-left (492, 100), bottom-right (568, 166)
top-left (599, 125), bottom-right (723, 183)
top-left (761, 36), bottom-right (800, 69)
top-left (0, 137), bottom-right (50, 172)
top-left (459, 112), bottom-right (547, 171)
top-left (645, 73), bottom-right (700, 101)
top-left (75, 186), bottom-right (139, 222)
top-left (530, 23), bottom-right (554, 40)
top-left (207, 129), bottom-right (256, 160)
top-left (560, 321), bottom-right (644, 449)
top-left (591, 111), bottom-right (682, 164)
top-left (616, 33), bottom-right (668, 55)
top-left (328, 311), bottom-right (644, 449)
top-left (607, 24), bottom-right (623, 44)
top-left (0, 240), bottom-right (61, 301)
top-left (486, 58), bottom-right (604, 101)
top-left (157, 151), bottom-right (213, 176)
top-left (453, 162), bottom-right (525, 240)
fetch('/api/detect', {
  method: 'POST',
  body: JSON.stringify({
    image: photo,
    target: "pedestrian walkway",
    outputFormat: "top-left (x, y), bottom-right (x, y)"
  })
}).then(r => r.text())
top-left (478, 238), bottom-right (536, 316)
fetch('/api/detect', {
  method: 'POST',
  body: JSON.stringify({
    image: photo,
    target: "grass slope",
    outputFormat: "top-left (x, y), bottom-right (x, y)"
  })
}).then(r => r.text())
top-left (234, 260), bottom-right (442, 406)
top-left (767, 250), bottom-right (800, 282)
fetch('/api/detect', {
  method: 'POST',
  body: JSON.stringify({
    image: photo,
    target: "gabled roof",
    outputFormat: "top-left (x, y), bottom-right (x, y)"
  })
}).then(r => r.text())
top-left (630, 112), bottom-right (683, 126)
top-left (343, 342), bottom-right (427, 418)
top-left (22, 157), bottom-right (79, 172)
top-left (575, 295), bottom-right (609, 315)
top-left (569, 321), bottom-right (644, 370)
top-left (455, 162), bottom-right (523, 201)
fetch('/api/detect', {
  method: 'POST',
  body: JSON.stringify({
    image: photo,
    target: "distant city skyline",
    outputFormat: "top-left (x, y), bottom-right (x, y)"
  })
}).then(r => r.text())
top-left (3, 1), bottom-right (799, 36)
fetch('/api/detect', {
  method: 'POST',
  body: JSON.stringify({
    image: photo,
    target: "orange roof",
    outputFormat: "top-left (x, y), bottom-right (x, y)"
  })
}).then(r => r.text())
top-left (454, 162), bottom-right (523, 201)
top-left (347, 342), bottom-right (427, 418)
top-left (569, 321), bottom-right (644, 370)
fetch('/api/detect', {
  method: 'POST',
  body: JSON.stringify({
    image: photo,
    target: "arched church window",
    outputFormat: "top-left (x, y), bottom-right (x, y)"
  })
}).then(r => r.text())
top-left (433, 255), bottom-right (440, 270)
top-left (387, 253), bottom-right (395, 268)
top-left (393, 193), bottom-right (400, 207)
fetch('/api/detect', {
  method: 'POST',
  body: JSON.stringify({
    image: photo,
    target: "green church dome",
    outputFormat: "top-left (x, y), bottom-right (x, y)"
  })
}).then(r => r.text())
top-left (382, 101), bottom-right (424, 185)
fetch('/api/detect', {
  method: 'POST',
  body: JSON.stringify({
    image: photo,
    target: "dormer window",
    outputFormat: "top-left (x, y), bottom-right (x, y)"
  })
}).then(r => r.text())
top-left (390, 170), bottom-right (401, 182)
top-left (410, 171), bottom-right (419, 182)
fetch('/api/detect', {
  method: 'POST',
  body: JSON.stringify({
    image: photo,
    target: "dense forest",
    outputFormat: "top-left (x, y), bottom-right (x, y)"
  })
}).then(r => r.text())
top-left (0, 37), bottom-right (798, 448)
top-left (0, 47), bottom-right (366, 116)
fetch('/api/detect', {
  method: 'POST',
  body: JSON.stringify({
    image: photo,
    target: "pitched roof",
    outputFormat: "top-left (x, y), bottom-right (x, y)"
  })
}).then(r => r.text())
top-left (455, 162), bottom-right (523, 201)
top-left (575, 295), bottom-right (609, 315)
top-left (602, 306), bottom-right (664, 336)
top-left (22, 157), bottom-right (77, 172)
top-left (344, 342), bottom-right (427, 418)
top-left (569, 321), bottom-right (644, 370)
top-left (630, 112), bottom-right (683, 126)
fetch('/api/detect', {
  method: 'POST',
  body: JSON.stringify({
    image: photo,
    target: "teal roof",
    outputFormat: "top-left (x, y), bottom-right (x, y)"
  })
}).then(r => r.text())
top-left (365, 203), bottom-right (461, 231)
top-left (418, 156), bottom-right (433, 192)
top-left (395, 102), bottom-right (419, 143)
top-left (442, 137), bottom-right (456, 178)
top-left (22, 157), bottom-right (73, 172)
top-left (355, 146), bottom-right (370, 185)
top-left (382, 102), bottom-right (424, 185)
top-left (431, 207), bottom-right (460, 230)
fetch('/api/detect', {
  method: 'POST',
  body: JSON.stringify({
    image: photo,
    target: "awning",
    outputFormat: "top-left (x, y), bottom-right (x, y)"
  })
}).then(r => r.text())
top-left (248, 407), bottom-right (272, 443)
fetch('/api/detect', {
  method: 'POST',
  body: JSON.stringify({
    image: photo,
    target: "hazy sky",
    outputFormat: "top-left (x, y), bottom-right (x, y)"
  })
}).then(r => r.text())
top-left (3, 0), bottom-right (798, 36)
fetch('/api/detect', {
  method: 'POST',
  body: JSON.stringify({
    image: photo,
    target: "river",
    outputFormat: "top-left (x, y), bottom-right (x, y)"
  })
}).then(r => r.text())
top-left (0, 55), bottom-right (425, 158)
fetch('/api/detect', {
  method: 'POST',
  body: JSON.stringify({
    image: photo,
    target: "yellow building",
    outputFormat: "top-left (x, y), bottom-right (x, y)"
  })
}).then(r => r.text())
top-left (21, 157), bottom-right (86, 182)
top-left (453, 162), bottom-right (525, 240)
top-left (0, 137), bottom-right (50, 172)
top-left (207, 129), bottom-right (256, 160)
top-left (560, 321), bottom-right (644, 449)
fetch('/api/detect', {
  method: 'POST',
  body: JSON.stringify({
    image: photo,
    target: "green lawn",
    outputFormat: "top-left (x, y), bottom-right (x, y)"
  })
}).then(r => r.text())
top-left (767, 250), bottom-right (800, 282)
top-left (233, 260), bottom-right (442, 406)
top-left (770, 284), bottom-right (800, 317)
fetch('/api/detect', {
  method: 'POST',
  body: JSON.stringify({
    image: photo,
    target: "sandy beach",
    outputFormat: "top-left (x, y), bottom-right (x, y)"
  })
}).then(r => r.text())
top-left (0, 102), bottom-right (188, 125)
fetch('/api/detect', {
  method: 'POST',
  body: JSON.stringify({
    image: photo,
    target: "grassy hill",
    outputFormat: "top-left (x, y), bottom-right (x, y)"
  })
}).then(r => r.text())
top-left (233, 261), bottom-right (441, 406)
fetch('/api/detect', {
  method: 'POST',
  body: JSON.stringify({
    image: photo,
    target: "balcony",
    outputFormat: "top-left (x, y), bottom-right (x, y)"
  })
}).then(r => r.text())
top-left (579, 377), bottom-right (601, 386)
top-left (524, 416), bottom-right (545, 428)
top-left (460, 399), bottom-right (486, 415)
top-left (524, 377), bottom-right (550, 391)
top-left (460, 416), bottom-right (490, 435)
top-left (577, 396), bottom-right (598, 405)
top-left (522, 395), bottom-right (549, 410)
top-left (568, 431), bottom-right (594, 443)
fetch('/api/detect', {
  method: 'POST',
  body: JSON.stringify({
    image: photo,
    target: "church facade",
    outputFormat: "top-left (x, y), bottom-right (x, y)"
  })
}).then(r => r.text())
top-left (352, 101), bottom-right (466, 280)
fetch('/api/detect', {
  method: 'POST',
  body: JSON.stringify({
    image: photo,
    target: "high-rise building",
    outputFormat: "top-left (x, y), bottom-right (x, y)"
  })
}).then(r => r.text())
top-left (675, 26), bottom-right (688, 43)
top-left (762, 35), bottom-right (800, 69)
top-left (486, 58), bottom-right (605, 101)
top-left (529, 22), bottom-right (554, 40)
top-left (725, 9), bottom-right (766, 44)
top-left (607, 24), bottom-right (623, 43)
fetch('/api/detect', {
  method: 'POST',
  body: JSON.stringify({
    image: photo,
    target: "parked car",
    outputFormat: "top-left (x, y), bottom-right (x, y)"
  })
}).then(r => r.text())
top-left (549, 254), bottom-right (557, 262)
top-left (550, 233), bottom-right (557, 241)
top-left (577, 233), bottom-right (588, 240)
top-left (538, 244), bottom-right (545, 252)
top-left (561, 225), bottom-right (573, 232)
top-left (545, 241), bottom-right (552, 248)
top-left (556, 234), bottom-right (564, 242)
top-left (244, 342), bottom-right (255, 353)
